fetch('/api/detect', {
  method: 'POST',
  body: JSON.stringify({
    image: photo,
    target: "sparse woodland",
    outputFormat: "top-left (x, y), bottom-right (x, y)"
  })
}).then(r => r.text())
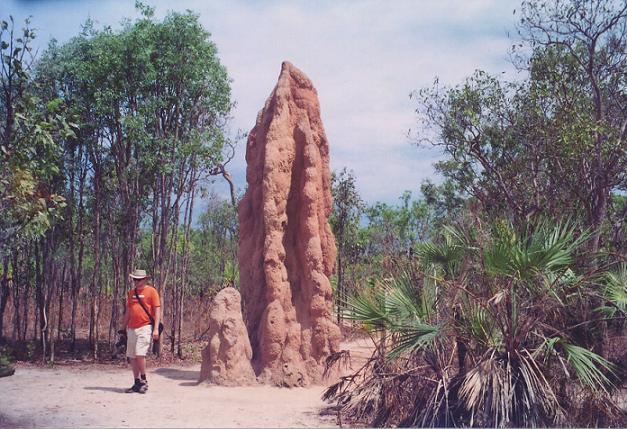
top-left (1, 0), bottom-right (626, 427)
top-left (0, 6), bottom-right (237, 361)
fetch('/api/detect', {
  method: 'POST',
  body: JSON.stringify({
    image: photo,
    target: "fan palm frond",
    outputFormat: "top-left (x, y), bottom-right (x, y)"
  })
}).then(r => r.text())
top-left (416, 227), bottom-right (466, 275)
top-left (330, 219), bottom-right (622, 428)
top-left (525, 221), bottom-right (589, 274)
top-left (442, 224), bottom-right (478, 252)
top-left (344, 273), bottom-right (440, 359)
top-left (598, 264), bottom-right (627, 317)
top-left (459, 356), bottom-right (511, 427)
top-left (388, 323), bottom-right (439, 359)
top-left (342, 284), bottom-right (389, 331)
top-left (560, 341), bottom-right (617, 393)
top-left (484, 220), bottom-right (589, 283)
top-left (458, 300), bottom-right (501, 349)
top-left (382, 270), bottom-right (436, 322)
top-left (542, 336), bottom-right (617, 393)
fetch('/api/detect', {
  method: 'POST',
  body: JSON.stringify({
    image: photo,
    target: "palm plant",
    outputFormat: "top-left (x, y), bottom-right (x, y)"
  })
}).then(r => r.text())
top-left (325, 221), bottom-right (625, 427)
top-left (598, 264), bottom-right (627, 320)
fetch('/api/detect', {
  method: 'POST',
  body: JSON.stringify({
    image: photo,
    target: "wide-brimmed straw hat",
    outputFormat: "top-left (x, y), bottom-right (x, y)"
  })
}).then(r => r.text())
top-left (129, 269), bottom-right (150, 280)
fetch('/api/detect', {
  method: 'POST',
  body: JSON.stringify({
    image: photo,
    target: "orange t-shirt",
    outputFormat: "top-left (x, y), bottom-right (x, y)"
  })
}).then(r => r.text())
top-left (127, 285), bottom-right (161, 329)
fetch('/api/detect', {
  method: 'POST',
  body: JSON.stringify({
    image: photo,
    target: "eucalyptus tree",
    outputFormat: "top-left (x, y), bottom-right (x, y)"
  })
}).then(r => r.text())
top-left (362, 193), bottom-right (435, 262)
top-left (330, 168), bottom-right (364, 320)
top-left (139, 9), bottom-right (232, 353)
top-left (416, 0), bottom-right (627, 256)
top-left (35, 6), bottom-right (233, 354)
top-left (519, 0), bottom-right (627, 254)
top-left (0, 16), bottom-right (74, 351)
top-left (196, 193), bottom-right (239, 288)
top-left (35, 23), bottom-right (123, 350)
top-left (0, 18), bottom-right (70, 251)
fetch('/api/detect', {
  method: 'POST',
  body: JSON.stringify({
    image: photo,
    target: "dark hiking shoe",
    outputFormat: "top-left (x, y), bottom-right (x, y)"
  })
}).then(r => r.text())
top-left (138, 380), bottom-right (148, 393)
top-left (125, 381), bottom-right (142, 393)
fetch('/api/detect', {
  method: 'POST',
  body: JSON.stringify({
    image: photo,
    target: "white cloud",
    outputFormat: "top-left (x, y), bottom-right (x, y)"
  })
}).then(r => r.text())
top-left (5, 0), bottom-right (521, 205)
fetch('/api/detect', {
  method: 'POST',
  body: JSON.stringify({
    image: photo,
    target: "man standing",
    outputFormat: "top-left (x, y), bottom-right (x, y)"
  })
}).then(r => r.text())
top-left (123, 269), bottom-right (161, 393)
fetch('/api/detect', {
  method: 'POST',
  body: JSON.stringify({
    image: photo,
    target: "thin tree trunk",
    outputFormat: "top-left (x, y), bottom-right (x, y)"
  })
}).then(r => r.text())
top-left (169, 214), bottom-right (180, 355)
top-left (151, 186), bottom-right (159, 287)
top-left (46, 235), bottom-right (58, 364)
top-left (89, 168), bottom-right (101, 357)
top-left (0, 256), bottom-right (9, 339)
top-left (57, 262), bottom-right (66, 341)
top-left (33, 292), bottom-right (38, 342)
top-left (109, 226), bottom-right (121, 349)
top-left (12, 251), bottom-right (21, 341)
top-left (68, 144), bottom-right (78, 351)
top-left (23, 245), bottom-right (31, 341)
top-left (168, 197), bottom-right (182, 355)
top-left (69, 274), bottom-right (78, 350)
top-left (74, 162), bottom-right (86, 350)
top-left (94, 269), bottom-right (103, 359)
top-left (589, 182), bottom-right (609, 256)
top-left (35, 240), bottom-right (47, 362)
top-left (23, 284), bottom-right (29, 341)
top-left (222, 167), bottom-right (237, 208)
top-left (178, 179), bottom-right (196, 358)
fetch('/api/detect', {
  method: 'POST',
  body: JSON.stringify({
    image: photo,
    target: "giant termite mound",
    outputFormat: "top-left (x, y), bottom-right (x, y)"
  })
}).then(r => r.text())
top-left (238, 61), bottom-right (341, 386)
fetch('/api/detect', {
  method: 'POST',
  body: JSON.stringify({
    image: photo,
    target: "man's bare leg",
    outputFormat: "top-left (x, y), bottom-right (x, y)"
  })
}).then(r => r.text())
top-left (136, 356), bottom-right (146, 377)
top-left (136, 356), bottom-right (148, 392)
top-left (126, 357), bottom-right (143, 393)
top-left (130, 358), bottom-right (140, 379)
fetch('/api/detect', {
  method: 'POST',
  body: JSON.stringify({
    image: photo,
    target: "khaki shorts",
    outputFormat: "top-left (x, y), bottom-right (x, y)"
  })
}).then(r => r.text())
top-left (126, 325), bottom-right (152, 358)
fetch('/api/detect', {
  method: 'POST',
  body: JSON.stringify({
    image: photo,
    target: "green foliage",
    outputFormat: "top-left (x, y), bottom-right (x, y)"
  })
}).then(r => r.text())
top-left (331, 168), bottom-right (363, 245)
top-left (558, 340), bottom-right (617, 392)
top-left (415, 226), bottom-right (466, 276)
top-left (0, 345), bottom-right (14, 367)
top-left (483, 221), bottom-right (589, 282)
top-left (420, 179), bottom-right (464, 228)
top-left (328, 220), bottom-right (624, 427)
top-left (598, 264), bottom-right (627, 318)
top-left (416, 0), bottom-right (627, 256)
top-left (0, 17), bottom-right (74, 252)
top-left (28, 7), bottom-right (235, 305)
top-left (343, 271), bottom-right (438, 359)
top-left (0, 7), bottom-right (237, 365)
top-left (193, 194), bottom-right (238, 291)
top-left (330, 168), bottom-right (365, 315)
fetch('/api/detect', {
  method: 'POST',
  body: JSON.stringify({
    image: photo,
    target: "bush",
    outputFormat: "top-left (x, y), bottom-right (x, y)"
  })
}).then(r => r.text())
top-left (326, 221), bottom-right (626, 427)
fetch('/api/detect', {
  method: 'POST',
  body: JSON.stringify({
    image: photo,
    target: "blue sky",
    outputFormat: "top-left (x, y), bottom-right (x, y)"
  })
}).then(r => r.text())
top-left (4, 0), bottom-right (522, 206)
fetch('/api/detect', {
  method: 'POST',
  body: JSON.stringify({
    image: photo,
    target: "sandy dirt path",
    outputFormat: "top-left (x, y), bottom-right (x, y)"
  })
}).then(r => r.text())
top-left (0, 338), bottom-right (373, 428)
top-left (0, 363), bottom-right (338, 428)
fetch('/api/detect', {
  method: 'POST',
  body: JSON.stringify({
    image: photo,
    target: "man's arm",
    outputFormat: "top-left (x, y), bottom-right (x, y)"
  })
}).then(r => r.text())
top-left (152, 306), bottom-right (161, 340)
